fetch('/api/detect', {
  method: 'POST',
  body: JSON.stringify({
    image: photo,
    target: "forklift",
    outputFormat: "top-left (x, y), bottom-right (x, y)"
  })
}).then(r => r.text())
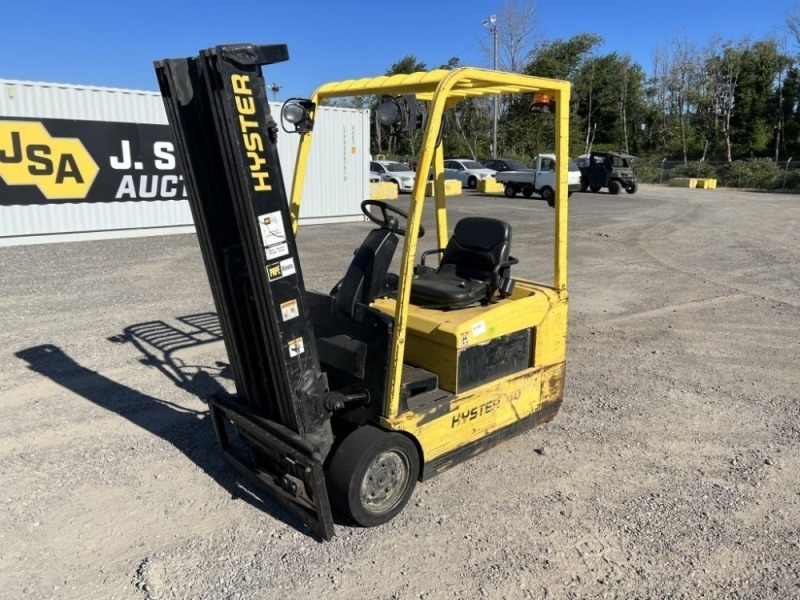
top-left (154, 44), bottom-right (571, 540)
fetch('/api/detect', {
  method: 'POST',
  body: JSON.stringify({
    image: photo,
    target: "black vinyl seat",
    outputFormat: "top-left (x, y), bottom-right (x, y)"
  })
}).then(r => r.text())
top-left (410, 217), bottom-right (518, 308)
top-left (334, 228), bottom-right (399, 320)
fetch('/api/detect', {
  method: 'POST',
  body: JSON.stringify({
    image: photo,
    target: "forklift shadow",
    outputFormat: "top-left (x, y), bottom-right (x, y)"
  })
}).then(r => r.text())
top-left (15, 329), bottom-right (324, 538)
top-left (108, 311), bottom-right (232, 396)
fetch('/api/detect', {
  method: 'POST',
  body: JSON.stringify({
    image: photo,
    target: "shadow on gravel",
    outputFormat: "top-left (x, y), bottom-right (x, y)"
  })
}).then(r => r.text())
top-left (107, 311), bottom-right (231, 396)
top-left (15, 334), bottom-right (320, 539)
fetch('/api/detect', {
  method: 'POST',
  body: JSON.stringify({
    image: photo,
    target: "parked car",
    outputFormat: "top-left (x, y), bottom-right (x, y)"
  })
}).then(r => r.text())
top-left (443, 158), bottom-right (496, 189)
top-left (370, 160), bottom-right (416, 193)
top-left (482, 158), bottom-right (532, 172)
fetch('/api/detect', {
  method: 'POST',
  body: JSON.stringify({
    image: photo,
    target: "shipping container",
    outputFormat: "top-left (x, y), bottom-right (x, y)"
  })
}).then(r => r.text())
top-left (0, 79), bottom-right (369, 246)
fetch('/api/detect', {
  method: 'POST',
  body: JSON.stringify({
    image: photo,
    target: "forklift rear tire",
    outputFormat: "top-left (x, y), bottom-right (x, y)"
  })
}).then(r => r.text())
top-left (327, 426), bottom-right (419, 527)
top-left (608, 180), bottom-right (621, 195)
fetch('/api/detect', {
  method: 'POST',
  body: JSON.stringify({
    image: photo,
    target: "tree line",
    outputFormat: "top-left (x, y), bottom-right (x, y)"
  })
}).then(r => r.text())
top-left (336, 5), bottom-right (800, 173)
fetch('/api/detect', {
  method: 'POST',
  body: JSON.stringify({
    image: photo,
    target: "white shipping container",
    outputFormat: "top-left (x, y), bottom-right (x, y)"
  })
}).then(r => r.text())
top-left (0, 79), bottom-right (369, 246)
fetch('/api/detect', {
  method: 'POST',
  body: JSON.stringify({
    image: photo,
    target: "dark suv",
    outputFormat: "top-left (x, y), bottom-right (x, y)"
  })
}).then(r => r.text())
top-left (578, 151), bottom-right (637, 195)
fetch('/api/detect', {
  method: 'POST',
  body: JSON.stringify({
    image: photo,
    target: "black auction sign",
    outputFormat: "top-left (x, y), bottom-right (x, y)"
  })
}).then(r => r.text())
top-left (0, 117), bottom-right (187, 206)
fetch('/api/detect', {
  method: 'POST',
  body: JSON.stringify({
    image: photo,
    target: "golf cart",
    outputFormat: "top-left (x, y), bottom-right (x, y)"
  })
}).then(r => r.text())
top-left (578, 151), bottom-right (638, 194)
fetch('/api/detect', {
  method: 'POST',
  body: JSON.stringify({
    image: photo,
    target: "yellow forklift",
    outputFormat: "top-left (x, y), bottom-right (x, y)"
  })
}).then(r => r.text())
top-left (155, 44), bottom-right (571, 540)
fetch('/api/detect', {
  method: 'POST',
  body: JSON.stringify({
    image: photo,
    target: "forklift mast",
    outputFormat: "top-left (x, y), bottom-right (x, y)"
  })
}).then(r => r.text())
top-left (155, 44), bottom-right (337, 539)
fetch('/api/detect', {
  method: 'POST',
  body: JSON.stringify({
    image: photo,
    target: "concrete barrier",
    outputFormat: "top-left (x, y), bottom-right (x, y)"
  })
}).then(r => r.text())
top-left (370, 182), bottom-right (399, 200)
top-left (478, 178), bottom-right (505, 193)
top-left (669, 178), bottom-right (698, 188)
top-left (695, 178), bottom-right (717, 189)
top-left (425, 179), bottom-right (462, 197)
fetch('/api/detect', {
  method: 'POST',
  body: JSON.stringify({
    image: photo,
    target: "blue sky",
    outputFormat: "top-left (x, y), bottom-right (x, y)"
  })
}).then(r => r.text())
top-left (1, 0), bottom-right (796, 98)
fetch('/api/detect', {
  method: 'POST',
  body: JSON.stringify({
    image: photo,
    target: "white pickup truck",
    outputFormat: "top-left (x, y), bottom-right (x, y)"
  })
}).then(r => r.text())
top-left (493, 154), bottom-right (581, 206)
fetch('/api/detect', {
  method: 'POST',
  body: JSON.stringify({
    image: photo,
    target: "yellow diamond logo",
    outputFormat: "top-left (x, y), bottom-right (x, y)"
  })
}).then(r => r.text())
top-left (0, 121), bottom-right (99, 200)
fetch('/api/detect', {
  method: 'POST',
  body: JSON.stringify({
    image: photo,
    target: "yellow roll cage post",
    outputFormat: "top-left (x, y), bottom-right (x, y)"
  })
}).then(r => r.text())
top-left (288, 67), bottom-right (571, 421)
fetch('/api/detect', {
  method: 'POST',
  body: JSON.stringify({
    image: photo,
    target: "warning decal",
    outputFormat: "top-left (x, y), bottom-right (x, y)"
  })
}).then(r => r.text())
top-left (280, 299), bottom-right (300, 322)
top-left (257, 211), bottom-right (289, 260)
top-left (288, 337), bottom-right (305, 357)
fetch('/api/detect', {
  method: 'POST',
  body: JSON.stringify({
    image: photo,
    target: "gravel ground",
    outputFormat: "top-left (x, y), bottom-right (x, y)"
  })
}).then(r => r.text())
top-left (1, 184), bottom-right (798, 600)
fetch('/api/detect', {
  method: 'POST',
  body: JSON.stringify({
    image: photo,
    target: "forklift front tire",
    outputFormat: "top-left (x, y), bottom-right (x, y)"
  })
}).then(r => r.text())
top-left (327, 426), bottom-right (419, 527)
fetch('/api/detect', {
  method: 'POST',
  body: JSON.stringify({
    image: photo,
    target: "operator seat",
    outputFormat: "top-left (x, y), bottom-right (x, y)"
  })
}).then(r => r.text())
top-left (333, 225), bottom-right (399, 320)
top-left (410, 217), bottom-right (517, 309)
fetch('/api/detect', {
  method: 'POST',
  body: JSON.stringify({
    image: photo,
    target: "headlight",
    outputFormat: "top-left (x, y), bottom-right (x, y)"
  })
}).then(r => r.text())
top-left (280, 98), bottom-right (316, 134)
top-left (401, 177), bottom-right (413, 183)
top-left (283, 103), bottom-right (306, 124)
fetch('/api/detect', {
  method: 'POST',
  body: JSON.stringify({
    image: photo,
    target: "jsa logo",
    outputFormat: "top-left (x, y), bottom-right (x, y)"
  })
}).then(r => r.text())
top-left (0, 121), bottom-right (98, 199)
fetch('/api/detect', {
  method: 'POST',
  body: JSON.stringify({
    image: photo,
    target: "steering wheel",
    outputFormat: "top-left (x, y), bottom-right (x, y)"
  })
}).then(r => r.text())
top-left (361, 200), bottom-right (425, 238)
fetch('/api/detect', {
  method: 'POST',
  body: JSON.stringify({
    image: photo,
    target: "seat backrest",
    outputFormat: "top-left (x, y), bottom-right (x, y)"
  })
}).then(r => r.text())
top-left (440, 217), bottom-right (511, 281)
top-left (334, 228), bottom-right (398, 320)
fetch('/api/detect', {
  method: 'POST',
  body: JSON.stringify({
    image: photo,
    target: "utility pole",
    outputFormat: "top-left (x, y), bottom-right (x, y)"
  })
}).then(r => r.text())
top-left (483, 14), bottom-right (499, 158)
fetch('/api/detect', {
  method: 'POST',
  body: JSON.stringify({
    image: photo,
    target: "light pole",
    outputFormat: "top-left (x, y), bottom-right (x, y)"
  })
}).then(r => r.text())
top-left (483, 14), bottom-right (498, 158)
top-left (269, 82), bottom-right (282, 102)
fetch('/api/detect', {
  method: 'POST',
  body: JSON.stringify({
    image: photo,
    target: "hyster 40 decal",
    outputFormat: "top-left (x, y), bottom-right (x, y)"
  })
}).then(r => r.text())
top-left (0, 121), bottom-right (99, 200)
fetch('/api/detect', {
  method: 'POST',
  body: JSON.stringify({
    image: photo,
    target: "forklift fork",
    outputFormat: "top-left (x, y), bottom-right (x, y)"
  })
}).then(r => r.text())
top-left (208, 395), bottom-right (334, 540)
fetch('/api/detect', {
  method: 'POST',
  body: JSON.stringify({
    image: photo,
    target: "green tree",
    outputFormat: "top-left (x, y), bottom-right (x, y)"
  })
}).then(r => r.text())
top-left (574, 53), bottom-right (646, 154)
top-left (501, 33), bottom-right (604, 158)
top-left (372, 55), bottom-right (428, 158)
top-left (385, 56), bottom-right (427, 76)
top-left (731, 38), bottom-right (792, 158)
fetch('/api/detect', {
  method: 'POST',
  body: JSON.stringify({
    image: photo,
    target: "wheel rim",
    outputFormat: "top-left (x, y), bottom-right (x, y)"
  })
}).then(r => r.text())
top-left (360, 450), bottom-right (410, 515)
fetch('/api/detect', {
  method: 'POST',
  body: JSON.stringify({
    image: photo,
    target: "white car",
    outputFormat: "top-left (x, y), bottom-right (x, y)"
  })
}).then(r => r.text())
top-left (370, 160), bottom-right (416, 193)
top-left (443, 158), bottom-right (497, 189)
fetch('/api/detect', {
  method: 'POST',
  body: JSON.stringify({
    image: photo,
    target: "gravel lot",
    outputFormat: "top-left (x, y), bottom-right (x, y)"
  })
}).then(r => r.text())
top-left (1, 184), bottom-right (798, 600)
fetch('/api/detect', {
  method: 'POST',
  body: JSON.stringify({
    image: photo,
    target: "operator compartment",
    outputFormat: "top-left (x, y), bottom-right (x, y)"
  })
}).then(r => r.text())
top-left (371, 281), bottom-right (565, 395)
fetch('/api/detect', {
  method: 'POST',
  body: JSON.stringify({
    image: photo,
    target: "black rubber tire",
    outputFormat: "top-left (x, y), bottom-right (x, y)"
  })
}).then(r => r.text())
top-left (590, 185), bottom-right (601, 193)
top-left (626, 182), bottom-right (638, 194)
top-left (327, 426), bottom-right (419, 527)
top-left (608, 180), bottom-right (621, 195)
top-left (522, 187), bottom-right (534, 198)
top-left (504, 185), bottom-right (516, 198)
top-left (540, 186), bottom-right (554, 205)
top-left (467, 175), bottom-right (477, 189)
